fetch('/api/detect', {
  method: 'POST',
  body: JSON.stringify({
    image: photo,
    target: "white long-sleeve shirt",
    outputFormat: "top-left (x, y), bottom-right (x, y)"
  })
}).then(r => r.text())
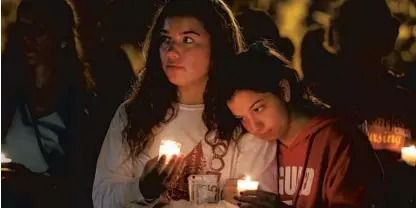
top-left (93, 102), bottom-right (276, 208)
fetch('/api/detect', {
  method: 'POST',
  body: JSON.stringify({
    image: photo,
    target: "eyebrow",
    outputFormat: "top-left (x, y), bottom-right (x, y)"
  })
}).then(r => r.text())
top-left (160, 29), bottom-right (201, 36)
top-left (233, 98), bottom-right (264, 118)
top-left (249, 99), bottom-right (264, 109)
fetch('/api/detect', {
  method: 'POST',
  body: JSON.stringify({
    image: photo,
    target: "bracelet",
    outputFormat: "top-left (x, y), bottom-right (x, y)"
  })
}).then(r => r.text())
top-left (144, 197), bottom-right (157, 204)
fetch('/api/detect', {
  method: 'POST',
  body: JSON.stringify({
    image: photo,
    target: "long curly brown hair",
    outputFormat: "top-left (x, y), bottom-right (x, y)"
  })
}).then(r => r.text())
top-left (123, 0), bottom-right (245, 159)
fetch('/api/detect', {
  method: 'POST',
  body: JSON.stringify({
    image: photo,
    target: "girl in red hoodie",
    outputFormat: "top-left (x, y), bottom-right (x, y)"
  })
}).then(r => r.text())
top-left (215, 42), bottom-right (383, 208)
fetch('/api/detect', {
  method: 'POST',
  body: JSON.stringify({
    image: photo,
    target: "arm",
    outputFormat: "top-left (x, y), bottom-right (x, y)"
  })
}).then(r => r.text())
top-left (92, 104), bottom-right (158, 208)
top-left (323, 128), bottom-right (383, 207)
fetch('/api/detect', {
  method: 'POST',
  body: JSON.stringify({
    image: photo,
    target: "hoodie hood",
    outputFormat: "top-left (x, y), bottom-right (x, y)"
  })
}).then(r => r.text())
top-left (281, 116), bottom-right (342, 150)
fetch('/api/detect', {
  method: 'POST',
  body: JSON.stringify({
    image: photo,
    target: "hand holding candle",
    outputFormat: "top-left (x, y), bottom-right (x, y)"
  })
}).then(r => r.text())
top-left (401, 145), bottom-right (416, 167)
top-left (159, 140), bottom-right (181, 164)
top-left (237, 176), bottom-right (259, 196)
top-left (140, 153), bottom-right (183, 200)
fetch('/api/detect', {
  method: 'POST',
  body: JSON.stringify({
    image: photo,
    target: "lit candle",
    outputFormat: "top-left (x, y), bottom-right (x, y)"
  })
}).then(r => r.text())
top-left (237, 176), bottom-right (259, 196)
top-left (401, 145), bottom-right (416, 167)
top-left (1, 152), bottom-right (12, 172)
top-left (159, 140), bottom-right (181, 164)
top-left (1, 152), bottom-right (11, 163)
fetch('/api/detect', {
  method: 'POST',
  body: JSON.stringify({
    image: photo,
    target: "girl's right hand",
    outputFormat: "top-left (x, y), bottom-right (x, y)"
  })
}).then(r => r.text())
top-left (139, 155), bottom-right (182, 200)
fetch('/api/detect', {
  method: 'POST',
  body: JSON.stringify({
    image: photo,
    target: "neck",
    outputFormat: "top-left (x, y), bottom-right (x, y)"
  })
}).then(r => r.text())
top-left (177, 81), bottom-right (207, 105)
top-left (279, 112), bottom-right (311, 147)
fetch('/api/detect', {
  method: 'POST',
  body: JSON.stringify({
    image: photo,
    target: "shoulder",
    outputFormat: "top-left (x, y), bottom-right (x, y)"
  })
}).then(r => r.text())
top-left (314, 118), bottom-right (377, 162)
top-left (314, 117), bottom-right (368, 144)
top-left (109, 100), bottom-right (131, 128)
top-left (237, 133), bottom-right (276, 153)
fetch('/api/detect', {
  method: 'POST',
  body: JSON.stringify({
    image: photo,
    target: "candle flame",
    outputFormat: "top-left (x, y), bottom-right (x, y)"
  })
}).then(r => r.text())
top-left (401, 145), bottom-right (416, 167)
top-left (159, 140), bottom-right (181, 163)
top-left (238, 175), bottom-right (259, 193)
top-left (1, 152), bottom-right (12, 163)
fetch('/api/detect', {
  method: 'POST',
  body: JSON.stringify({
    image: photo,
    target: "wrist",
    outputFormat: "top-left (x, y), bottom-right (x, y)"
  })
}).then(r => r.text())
top-left (139, 180), bottom-right (163, 200)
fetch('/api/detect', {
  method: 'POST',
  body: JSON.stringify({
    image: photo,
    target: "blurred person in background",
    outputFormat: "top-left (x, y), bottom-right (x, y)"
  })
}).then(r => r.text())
top-left (236, 8), bottom-right (294, 60)
top-left (311, 0), bottom-right (416, 206)
top-left (1, 0), bottom-right (96, 207)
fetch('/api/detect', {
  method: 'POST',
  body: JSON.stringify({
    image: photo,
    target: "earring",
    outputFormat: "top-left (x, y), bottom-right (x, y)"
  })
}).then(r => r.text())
top-left (283, 95), bottom-right (289, 102)
top-left (61, 41), bottom-right (67, 48)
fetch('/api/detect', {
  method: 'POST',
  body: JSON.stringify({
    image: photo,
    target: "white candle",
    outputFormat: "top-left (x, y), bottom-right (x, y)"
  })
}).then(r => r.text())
top-left (159, 140), bottom-right (181, 164)
top-left (237, 176), bottom-right (259, 195)
top-left (1, 152), bottom-right (11, 163)
top-left (401, 145), bottom-right (416, 167)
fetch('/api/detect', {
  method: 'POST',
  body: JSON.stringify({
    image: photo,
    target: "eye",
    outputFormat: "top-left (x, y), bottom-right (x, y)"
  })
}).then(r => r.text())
top-left (253, 106), bottom-right (264, 112)
top-left (183, 37), bottom-right (194, 44)
top-left (235, 116), bottom-right (245, 122)
top-left (160, 35), bottom-right (171, 45)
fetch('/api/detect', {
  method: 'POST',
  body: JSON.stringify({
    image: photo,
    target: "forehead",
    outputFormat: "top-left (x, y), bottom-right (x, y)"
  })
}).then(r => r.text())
top-left (162, 16), bottom-right (207, 34)
top-left (227, 90), bottom-right (268, 114)
top-left (229, 90), bottom-right (265, 104)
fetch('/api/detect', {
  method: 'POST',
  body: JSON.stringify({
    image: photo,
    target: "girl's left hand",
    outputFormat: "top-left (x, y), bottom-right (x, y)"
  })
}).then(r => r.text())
top-left (234, 190), bottom-right (285, 208)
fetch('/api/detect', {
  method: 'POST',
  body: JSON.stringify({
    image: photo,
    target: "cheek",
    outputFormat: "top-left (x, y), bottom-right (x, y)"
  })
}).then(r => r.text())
top-left (241, 120), bottom-right (252, 132)
top-left (159, 48), bottom-right (166, 61)
top-left (159, 50), bottom-right (168, 69)
top-left (185, 49), bottom-right (210, 75)
top-left (270, 106), bottom-right (289, 131)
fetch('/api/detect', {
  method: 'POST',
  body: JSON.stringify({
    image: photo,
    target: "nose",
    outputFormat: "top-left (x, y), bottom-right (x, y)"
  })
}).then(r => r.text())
top-left (165, 42), bottom-right (180, 60)
top-left (248, 117), bottom-right (265, 134)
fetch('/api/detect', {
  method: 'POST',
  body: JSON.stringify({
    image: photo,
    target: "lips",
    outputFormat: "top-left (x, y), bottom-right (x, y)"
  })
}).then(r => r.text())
top-left (166, 64), bottom-right (185, 70)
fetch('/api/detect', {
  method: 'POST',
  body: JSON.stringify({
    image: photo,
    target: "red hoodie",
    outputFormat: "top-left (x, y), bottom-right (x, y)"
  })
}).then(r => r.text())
top-left (261, 116), bottom-right (383, 208)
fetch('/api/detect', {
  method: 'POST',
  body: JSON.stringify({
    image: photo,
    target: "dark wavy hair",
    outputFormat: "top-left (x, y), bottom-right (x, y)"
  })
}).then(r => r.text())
top-left (213, 42), bottom-right (321, 140)
top-left (124, 0), bottom-right (244, 158)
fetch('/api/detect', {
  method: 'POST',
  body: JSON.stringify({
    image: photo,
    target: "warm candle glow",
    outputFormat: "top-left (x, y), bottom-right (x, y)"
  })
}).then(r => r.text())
top-left (159, 140), bottom-right (181, 163)
top-left (401, 145), bottom-right (416, 166)
top-left (237, 176), bottom-right (259, 195)
top-left (1, 152), bottom-right (11, 163)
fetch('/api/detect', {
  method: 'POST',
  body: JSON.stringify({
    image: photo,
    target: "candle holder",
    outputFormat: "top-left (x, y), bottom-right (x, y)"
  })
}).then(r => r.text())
top-left (401, 145), bottom-right (416, 167)
top-left (237, 176), bottom-right (259, 196)
top-left (159, 140), bottom-right (181, 164)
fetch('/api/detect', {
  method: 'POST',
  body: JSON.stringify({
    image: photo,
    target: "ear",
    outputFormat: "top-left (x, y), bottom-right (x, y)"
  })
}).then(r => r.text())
top-left (279, 79), bottom-right (291, 103)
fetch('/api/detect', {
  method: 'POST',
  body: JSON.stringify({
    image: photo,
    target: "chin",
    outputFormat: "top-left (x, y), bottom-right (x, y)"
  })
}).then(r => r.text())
top-left (166, 77), bottom-right (187, 87)
top-left (255, 133), bottom-right (278, 141)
